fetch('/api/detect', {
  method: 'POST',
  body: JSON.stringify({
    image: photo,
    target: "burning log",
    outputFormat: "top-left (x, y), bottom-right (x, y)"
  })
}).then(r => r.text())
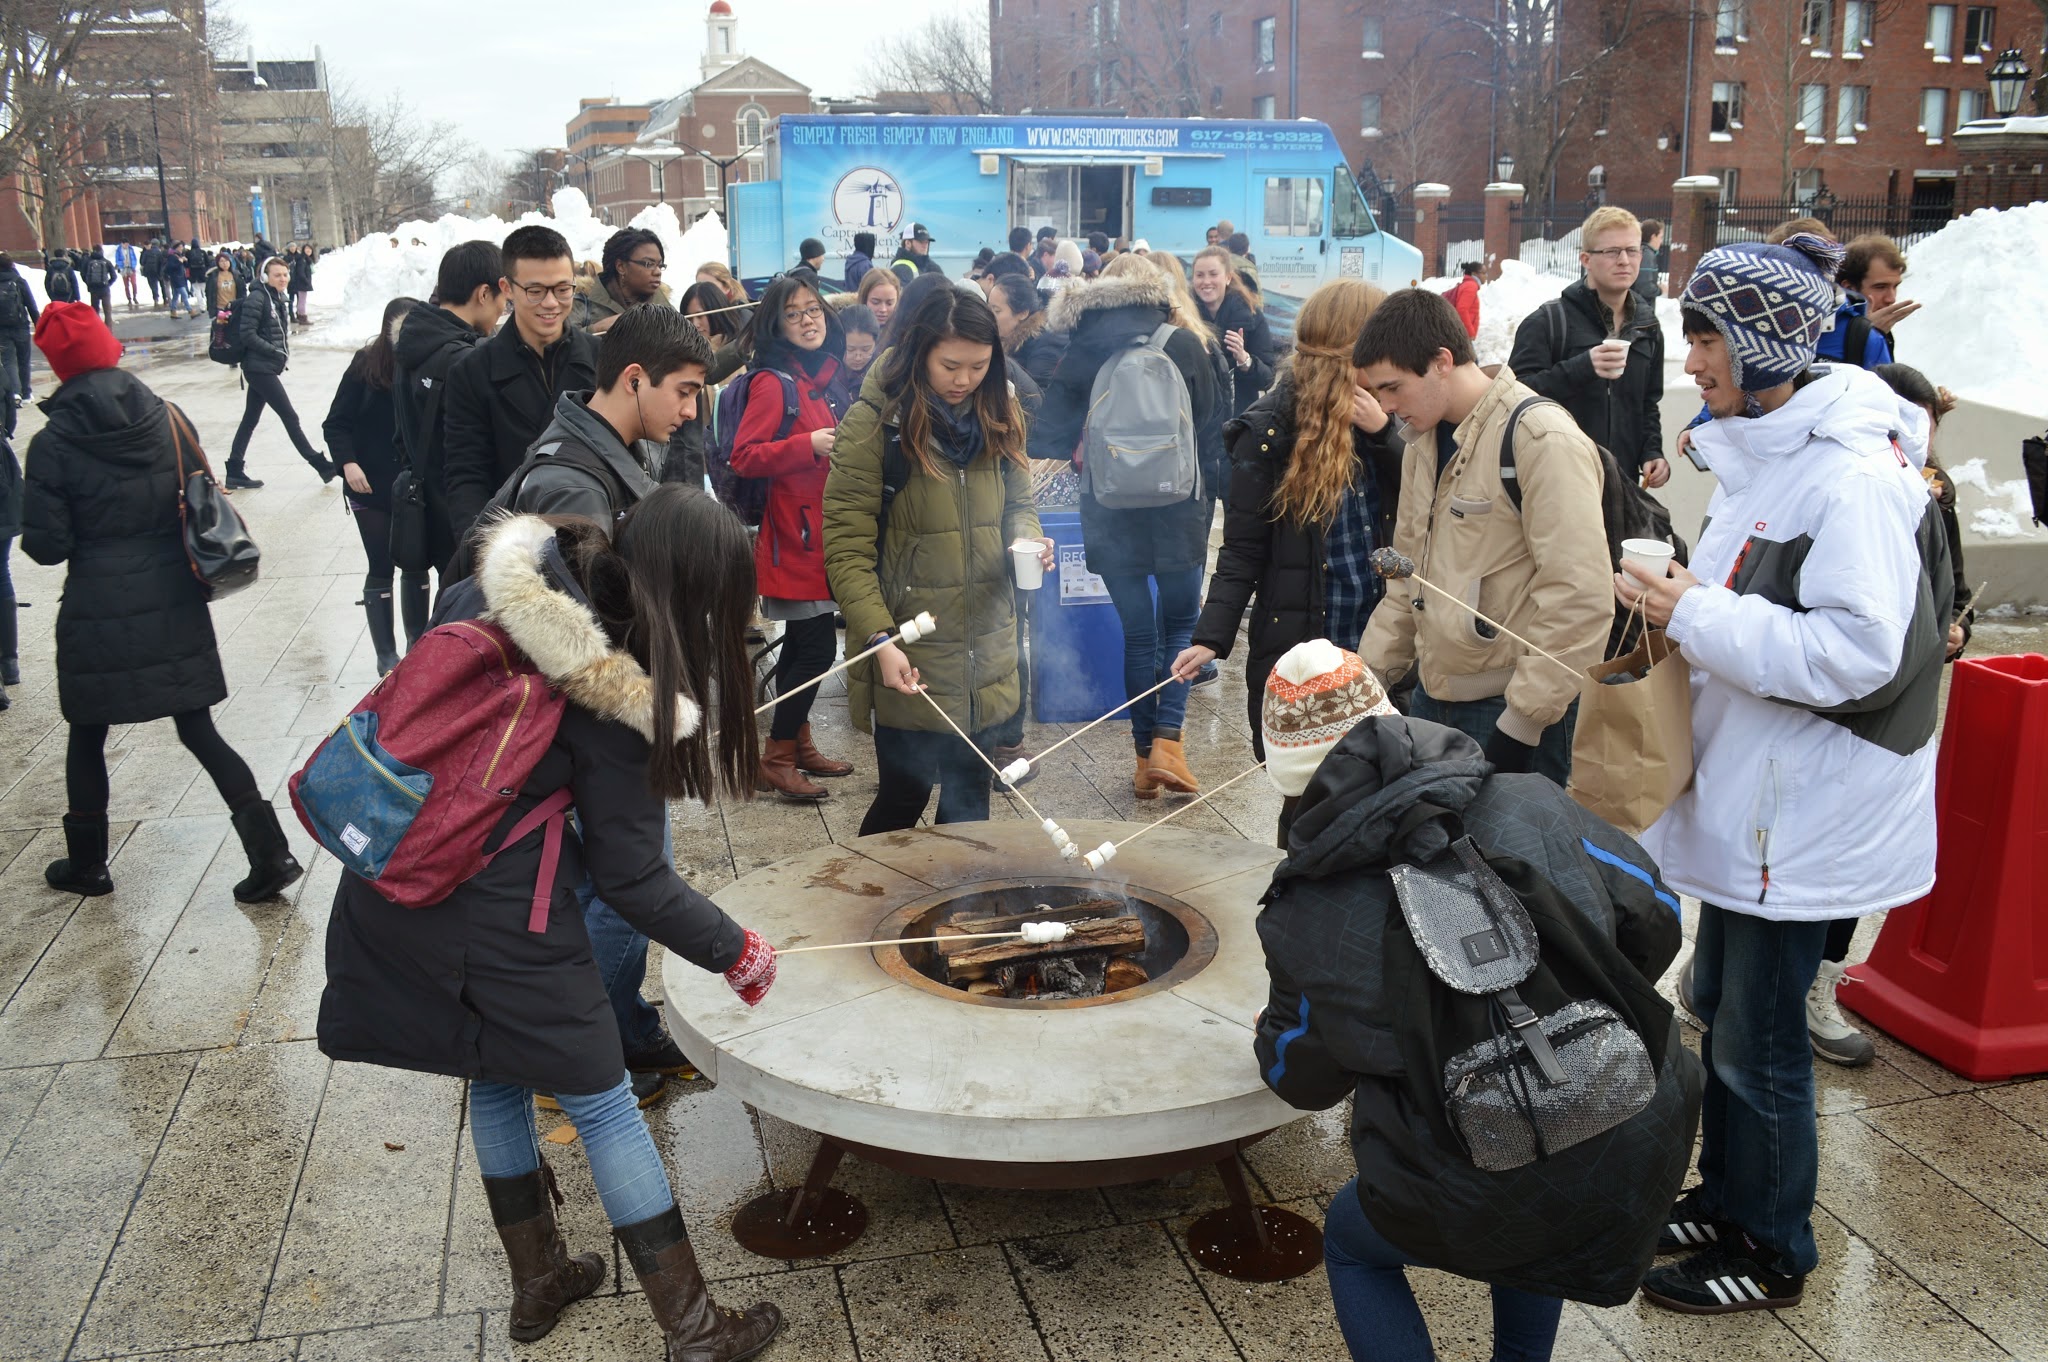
top-left (936, 903), bottom-right (1145, 984)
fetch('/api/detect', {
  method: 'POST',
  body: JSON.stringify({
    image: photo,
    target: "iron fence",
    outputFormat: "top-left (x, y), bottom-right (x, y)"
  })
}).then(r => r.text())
top-left (1707, 189), bottom-right (1955, 252)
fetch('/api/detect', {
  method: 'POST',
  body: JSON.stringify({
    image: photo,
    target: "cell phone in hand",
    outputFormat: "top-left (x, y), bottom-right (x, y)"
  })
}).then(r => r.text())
top-left (1682, 441), bottom-right (1709, 472)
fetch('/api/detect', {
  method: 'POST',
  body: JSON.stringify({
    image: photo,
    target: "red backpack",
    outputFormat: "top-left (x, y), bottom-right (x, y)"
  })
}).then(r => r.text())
top-left (289, 619), bottom-right (574, 929)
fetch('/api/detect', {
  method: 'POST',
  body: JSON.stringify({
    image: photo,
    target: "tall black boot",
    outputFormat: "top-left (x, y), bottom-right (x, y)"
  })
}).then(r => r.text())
top-left (399, 572), bottom-right (430, 648)
top-left (617, 1205), bottom-right (782, 1362)
top-left (46, 813), bottom-right (113, 896)
top-left (229, 800), bottom-right (303, 903)
top-left (0, 577), bottom-right (17, 686)
top-left (483, 1161), bottom-right (606, 1343)
top-left (363, 575), bottom-right (399, 674)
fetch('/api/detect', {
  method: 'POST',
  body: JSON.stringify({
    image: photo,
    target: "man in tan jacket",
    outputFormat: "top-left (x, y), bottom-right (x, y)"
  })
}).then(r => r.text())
top-left (1352, 288), bottom-right (1610, 785)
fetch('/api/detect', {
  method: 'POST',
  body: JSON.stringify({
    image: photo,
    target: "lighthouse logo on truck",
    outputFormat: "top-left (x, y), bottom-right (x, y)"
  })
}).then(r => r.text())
top-left (833, 168), bottom-right (903, 232)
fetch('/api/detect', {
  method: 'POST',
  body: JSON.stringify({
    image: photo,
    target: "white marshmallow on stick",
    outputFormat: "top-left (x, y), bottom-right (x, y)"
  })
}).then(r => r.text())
top-left (751, 613), bottom-right (940, 717)
top-left (777, 921), bottom-right (1074, 954)
top-left (1080, 763), bottom-right (1269, 876)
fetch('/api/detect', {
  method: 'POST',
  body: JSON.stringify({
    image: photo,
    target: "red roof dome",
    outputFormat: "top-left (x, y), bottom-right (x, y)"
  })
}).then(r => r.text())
top-left (709, 0), bottom-right (732, 13)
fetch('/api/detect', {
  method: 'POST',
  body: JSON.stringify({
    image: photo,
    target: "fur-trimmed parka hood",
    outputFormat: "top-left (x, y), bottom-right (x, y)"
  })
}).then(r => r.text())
top-left (475, 515), bottom-right (700, 742)
top-left (1047, 268), bottom-right (1173, 333)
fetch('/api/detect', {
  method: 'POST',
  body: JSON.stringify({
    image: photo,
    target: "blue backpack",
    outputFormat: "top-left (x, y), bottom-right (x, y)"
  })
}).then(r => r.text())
top-left (708, 369), bottom-right (800, 528)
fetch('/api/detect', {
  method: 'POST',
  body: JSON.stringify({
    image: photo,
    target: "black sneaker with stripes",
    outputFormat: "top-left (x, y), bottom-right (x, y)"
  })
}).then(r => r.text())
top-left (1640, 1235), bottom-right (1805, 1314)
top-left (1656, 1185), bottom-right (1733, 1255)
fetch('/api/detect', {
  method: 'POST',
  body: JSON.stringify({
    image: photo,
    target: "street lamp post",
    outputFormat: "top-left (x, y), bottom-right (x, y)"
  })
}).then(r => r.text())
top-left (1988, 49), bottom-right (2033, 119)
top-left (143, 82), bottom-right (175, 245)
top-left (1495, 151), bottom-right (1516, 183)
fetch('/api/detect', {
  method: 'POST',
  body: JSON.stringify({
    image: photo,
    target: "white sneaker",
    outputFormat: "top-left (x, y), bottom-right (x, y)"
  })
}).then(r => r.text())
top-left (1807, 959), bottom-right (1875, 1067)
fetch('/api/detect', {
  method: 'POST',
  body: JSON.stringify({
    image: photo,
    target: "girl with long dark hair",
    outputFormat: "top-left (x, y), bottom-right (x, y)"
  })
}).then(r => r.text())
top-left (324, 297), bottom-right (422, 674)
top-left (673, 281), bottom-right (751, 490)
top-left (319, 490), bottom-right (783, 1360)
top-left (824, 286), bottom-right (1050, 833)
top-left (986, 274), bottom-right (1066, 389)
top-left (731, 273), bottom-right (856, 800)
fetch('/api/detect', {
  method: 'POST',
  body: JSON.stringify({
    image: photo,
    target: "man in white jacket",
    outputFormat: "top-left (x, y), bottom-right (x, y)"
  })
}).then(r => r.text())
top-left (1617, 232), bottom-right (1952, 1315)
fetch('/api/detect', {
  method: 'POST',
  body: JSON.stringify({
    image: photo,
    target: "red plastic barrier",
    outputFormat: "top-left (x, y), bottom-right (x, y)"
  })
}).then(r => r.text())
top-left (1839, 654), bottom-right (2048, 1081)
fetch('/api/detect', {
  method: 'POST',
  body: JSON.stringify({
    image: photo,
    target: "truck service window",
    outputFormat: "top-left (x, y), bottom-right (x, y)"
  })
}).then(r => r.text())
top-left (1263, 176), bottom-right (1325, 237)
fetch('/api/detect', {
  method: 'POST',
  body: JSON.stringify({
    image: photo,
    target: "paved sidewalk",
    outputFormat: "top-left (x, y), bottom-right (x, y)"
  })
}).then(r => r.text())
top-left (0, 346), bottom-right (2043, 1362)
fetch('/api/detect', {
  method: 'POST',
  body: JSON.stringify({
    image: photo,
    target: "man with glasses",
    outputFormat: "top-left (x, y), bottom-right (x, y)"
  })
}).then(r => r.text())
top-left (1506, 205), bottom-right (1669, 487)
top-left (572, 227), bottom-right (669, 334)
top-left (442, 225), bottom-right (601, 541)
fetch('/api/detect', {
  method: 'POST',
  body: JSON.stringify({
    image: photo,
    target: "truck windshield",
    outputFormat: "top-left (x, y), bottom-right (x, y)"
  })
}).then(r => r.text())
top-left (1332, 164), bottom-right (1379, 239)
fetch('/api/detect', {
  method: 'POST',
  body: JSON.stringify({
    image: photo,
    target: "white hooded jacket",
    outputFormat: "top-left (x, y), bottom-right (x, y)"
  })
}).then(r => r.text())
top-left (1642, 365), bottom-right (1946, 921)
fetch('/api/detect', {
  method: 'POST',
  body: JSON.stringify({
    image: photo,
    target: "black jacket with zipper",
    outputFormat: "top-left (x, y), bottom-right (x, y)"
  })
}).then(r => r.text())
top-left (440, 321), bottom-right (601, 540)
top-left (1505, 279), bottom-right (1664, 479)
top-left (391, 300), bottom-right (486, 570)
top-left (1193, 377), bottom-right (1404, 750)
top-left (1200, 290), bottom-right (1276, 419)
top-left (322, 355), bottom-right (404, 512)
top-left (233, 283), bottom-right (293, 377)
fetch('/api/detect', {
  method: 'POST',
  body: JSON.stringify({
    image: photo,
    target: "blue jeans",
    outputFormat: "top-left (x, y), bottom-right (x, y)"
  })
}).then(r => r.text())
top-left (170, 280), bottom-right (191, 313)
top-left (1691, 903), bottom-right (1828, 1275)
top-left (571, 819), bottom-right (671, 1056)
top-left (1324, 1180), bottom-right (1561, 1362)
top-left (858, 722), bottom-right (997, 835)
top-left (1101, 568), bottom-right (1203, 751)
top-left (469, 1076), bottom-right (674, 1227)
top-left (1408, 684), bottom-right (1577, 790)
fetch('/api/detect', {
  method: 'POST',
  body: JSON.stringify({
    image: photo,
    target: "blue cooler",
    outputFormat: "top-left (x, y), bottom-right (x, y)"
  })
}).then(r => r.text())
top-left (1031, 511), bottom-right (1129, 723)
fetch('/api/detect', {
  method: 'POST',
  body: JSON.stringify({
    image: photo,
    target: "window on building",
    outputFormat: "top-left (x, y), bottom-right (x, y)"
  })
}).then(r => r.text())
top-left (1361, 92), bottom-right (1382, 133)
top-left (1253, 93), bottom-right (1277, 119)
top-left (1263, 175), bottom-right (1325, 236)
top-left (1088, 3), bottom-right (1099, 40)
top-left (704, 161), bottom-right (718, 194)
top-left (1926, 4), bottom-right (1955, 58)
top-left (1836, 83), bottom-right (1869, 138)
top-left (1961, 5), bottom-right (1993, 55)
top-left (1956, 87), bottom-right (1986, 124)
top-left (1715, 0), bottom-right (1746, 45)
top-left (1255, 16), bottom-right (1276, 68)
top-left (739, 107), bottom-right (764, 149)
top-left (1920, 86), bottom-right (1949, 136)
top-left (1798, 82), bottom-right (1827, 134)
top-left (1711, 80), bottom-right (1745, 132)
top-left (1362, 15), bottom-right (1383, 55)
top-left (1802, 0), bottom-right (1832, 47)
top-left (1842, 0), bottom-right (1874, 49)
top-left (1718, 168), bottom-right (1741, 203)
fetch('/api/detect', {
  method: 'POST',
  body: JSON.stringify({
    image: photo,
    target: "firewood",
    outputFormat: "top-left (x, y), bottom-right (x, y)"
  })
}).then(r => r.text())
top-left (1103, 958), bottom-right (1150, 992)
top-left (934, 899), bottom-right (1126, 952)
top-left (941, 916), bottom-right (1146, 982)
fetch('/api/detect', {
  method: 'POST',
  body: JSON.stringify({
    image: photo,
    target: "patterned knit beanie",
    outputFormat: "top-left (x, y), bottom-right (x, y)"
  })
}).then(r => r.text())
top-left (1680, 232), bottom-right (1848, 391)
top-left (1262, 640), bottom-right (1397, 797)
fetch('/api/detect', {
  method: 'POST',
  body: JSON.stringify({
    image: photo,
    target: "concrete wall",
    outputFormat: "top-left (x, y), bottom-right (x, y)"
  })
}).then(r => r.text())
top-left (1654, 381), bottom-right (2047, 609)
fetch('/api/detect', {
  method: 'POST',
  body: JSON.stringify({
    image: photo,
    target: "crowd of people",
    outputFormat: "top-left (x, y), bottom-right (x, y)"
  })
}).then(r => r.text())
top-left (0, 199), bottom-right (1975, 1362)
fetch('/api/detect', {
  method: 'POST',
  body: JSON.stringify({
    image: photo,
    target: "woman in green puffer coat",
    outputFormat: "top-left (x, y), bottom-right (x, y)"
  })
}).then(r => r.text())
top-left (823, 286), bottom-right (1051, 834)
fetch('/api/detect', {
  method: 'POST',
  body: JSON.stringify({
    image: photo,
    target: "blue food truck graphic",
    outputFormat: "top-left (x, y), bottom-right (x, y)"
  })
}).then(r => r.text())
top-left (726, 114), bottom-right (1423, 326)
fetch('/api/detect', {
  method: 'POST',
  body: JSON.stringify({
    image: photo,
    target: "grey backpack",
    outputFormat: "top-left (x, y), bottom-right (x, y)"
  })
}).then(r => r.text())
top-left (1082, 323), bottom-right (1200, 509)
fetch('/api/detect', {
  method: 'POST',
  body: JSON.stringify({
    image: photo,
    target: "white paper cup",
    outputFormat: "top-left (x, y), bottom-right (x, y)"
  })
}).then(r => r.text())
top-left (1010, 540), bottom-right (1045, 590)
top-left (1620, 538), bottom-right (1674, 589)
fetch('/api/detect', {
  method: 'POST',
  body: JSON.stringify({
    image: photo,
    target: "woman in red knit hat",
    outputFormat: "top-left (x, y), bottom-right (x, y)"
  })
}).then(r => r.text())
top-left (21, 302), bottom-right (303, 903)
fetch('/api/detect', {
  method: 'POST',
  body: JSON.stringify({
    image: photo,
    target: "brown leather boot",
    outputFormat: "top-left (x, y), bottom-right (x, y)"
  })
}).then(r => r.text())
top-left (756, 739), bottom-right (827, 802)
top-left (618, 1204), bottom-right (783, 1362)
top-left (1133, 750), bottom-right (1161, 800)
top-left (482, 1161), bottom-right (607, 1343)
top-left (793, 723), bottom-right (853, 777)
top-left (1147, 731), bottom-right (1201, 794)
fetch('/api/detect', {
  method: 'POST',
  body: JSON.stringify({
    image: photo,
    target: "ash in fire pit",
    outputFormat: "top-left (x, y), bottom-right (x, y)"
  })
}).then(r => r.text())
top-left (881, 879), bottom-right (1201, 1010)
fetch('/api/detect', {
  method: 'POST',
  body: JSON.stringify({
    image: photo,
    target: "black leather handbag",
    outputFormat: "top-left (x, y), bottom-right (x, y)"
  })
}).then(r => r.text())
top-left (388, 464), bottom-right (432, 572)
top-left (168, 405), bottom-right (260, 598)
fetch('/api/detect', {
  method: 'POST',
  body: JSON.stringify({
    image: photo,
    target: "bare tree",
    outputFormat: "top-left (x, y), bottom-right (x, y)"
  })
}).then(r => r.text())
top-left (1, 2), bottom-right (127, 247)
top-left (1376, 39), bottom-right (1471, 189)
top-left (861, 10), bottom-right (997, 114)
top-left (1101, 0), bottom-right (1212, 116)
top-left (327, 82), bottom-right (479, 235)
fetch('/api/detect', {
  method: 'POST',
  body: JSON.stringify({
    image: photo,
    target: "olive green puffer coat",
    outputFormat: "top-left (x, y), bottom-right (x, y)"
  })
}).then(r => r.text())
top-left (823, 364), bottom-right (1041, 736)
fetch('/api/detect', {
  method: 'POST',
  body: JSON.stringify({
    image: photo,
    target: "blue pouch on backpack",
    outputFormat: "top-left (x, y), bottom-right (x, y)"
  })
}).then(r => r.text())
top-left (295, 711), bottom-right (433, 879)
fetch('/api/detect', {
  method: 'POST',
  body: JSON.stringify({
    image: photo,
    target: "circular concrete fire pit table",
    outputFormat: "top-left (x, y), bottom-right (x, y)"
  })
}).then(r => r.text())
top-left (661, 819), bottom-right (1320, 1280)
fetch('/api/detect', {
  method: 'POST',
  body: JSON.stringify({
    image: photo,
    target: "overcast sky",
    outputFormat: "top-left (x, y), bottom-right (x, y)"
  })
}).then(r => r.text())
top-left (219, 0), bottom-right (967, 153)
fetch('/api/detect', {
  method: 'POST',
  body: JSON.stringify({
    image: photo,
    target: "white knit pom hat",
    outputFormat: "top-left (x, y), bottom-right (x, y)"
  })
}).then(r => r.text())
top-left (1261, 640), bottom-right (1397, 797)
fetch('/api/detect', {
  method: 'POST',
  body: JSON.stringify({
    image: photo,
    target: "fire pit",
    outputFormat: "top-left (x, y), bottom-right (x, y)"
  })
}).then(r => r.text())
top-left (661, 819), bottom-right (1321, 1281)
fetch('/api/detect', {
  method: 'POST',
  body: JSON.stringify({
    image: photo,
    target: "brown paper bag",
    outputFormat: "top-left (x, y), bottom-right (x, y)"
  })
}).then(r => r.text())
top-left (1567, 628), bottom-right (1694, 836)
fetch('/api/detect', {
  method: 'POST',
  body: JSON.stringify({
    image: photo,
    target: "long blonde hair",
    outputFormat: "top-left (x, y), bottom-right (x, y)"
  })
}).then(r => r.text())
top-left (1271, 278), bottom-right (1388, 528)
top-left (1117, 252), bottom-right (1208, 341)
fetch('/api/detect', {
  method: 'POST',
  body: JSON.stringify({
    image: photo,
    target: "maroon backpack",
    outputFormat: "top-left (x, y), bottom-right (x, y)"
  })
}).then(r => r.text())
top-left (289, 619), bottom-right (574, 928)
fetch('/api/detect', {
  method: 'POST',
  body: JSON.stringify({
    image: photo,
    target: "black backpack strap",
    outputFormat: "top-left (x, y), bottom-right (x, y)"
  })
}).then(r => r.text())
top-left (1843, 313), bottom-right (1873, 368)
top-left (1498, 395), bottom-right (1554, 513)
top-left (1545, 299), bottom-right (1566, 367)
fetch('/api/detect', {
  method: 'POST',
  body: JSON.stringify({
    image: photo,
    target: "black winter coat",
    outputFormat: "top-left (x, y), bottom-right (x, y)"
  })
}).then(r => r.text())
top-left (322, 355), bottom-right (404, 511)
top-left (1193, 379), bottom-right (1404, 749)
top-left (1505, 280), bottom-right (1665, 479)
top-left (204, 270), bottom-right (240, 321)
top-left (392, 301), bottom-right (486, 569)
top-left (318, 516), bottom-right (746, 1095)
top-left (0, 434), bottom-right (22, 539)
top-left (1253, 716), bottom-right (1698, 1305)
top-left (1028, 272), bottom-right (1220, 578)
top-left (289, 253), bottom-right (315, 294)
top-left (440, 322), bottom-right (601, 539)
top-left (21, 368), bottom-right (226, 725)
top-left (1200, 291), bottom-right (1276, 418)
top-left (1009, 321), bottom-right (1067, 391)
top-left (234, 284), bottom-right (292, 377)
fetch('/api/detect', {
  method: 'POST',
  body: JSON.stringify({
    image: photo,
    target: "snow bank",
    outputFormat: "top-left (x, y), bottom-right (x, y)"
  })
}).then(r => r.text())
top-left (1947, 457), bottom-right (2039, 539)
top-left (1421, 259), bottom-right (1573, 367)
top-left (1891, 203), bottom-right (2048, 420)
top-left (304, 188), bottom-right (730, 350)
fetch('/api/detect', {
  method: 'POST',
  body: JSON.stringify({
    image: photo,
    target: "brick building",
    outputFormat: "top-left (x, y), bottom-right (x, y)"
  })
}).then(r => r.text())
top-left (579, 2), bottom-right (812, 226)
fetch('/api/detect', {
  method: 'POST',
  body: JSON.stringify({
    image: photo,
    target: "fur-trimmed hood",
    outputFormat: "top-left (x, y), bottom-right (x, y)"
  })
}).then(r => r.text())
top-left (1047, 268), bottom-right (1173, 333)
top-left (475, 515), bottom-right (700, 743)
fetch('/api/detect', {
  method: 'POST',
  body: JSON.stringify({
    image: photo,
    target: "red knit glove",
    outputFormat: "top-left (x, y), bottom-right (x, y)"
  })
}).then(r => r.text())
top-left (724, 928), bottom-right (777, 1007)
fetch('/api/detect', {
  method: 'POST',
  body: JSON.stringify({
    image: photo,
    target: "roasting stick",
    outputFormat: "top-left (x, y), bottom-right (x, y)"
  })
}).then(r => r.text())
top-left (777, 924), bottom-right (1076, 956)
top-left (911, 685), bottom-right (1086, 858)
top-left (1370, 549), bottom-right (1580, 682)
top-left (993, 675), bottom-right (1180, 785)
top-left (752, 612), bottom-right (938, 718)
top-left (1079, 762), bottom-right (1267, 871)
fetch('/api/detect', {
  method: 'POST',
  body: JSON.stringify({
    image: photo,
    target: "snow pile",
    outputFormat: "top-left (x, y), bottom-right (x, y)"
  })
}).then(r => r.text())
top-left (1891, 203), bottom-right (2048, 420)
top-left (1946, 457), bottom-right (2039, 539)
top-left (1421, 259), bottom-right (1574, 367)
top-left (305, 188), bottom-right (730, 349)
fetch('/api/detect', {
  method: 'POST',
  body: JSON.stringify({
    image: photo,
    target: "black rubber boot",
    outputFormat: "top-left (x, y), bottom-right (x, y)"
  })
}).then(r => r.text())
top-left (400, 573), bottom-right (431, 648)
top-left (363, 575), bottom-right (399, 674)
top-left (0, 576), bottom-right (18, 686)
top-left (46, 813), bottom-right (114, 896)
top-left (229, 801), bottom-right (303, 903)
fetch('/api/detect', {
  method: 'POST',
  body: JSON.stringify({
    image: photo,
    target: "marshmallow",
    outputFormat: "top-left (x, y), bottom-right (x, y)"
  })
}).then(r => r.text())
top-left (1059, 841), bottom-right (1081, 860)
top-left (1082, 841), bottom-right (1118, 872)
top-left (1001, 758), bottom-right (1033, 785)
top-left (1018, 921), bottom-right (1074, 944)
top-left (897, 611), bottom-right (939, 645)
